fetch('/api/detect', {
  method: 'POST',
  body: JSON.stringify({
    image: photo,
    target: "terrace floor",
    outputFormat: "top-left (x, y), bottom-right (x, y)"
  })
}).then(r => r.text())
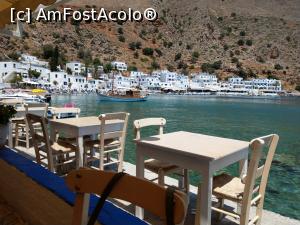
top-left (9, 145), bottom-right (300, 225)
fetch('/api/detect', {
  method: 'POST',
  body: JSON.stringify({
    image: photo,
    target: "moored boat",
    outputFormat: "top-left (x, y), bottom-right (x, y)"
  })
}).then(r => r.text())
top-left (99, 89), bottom-right (147, 102)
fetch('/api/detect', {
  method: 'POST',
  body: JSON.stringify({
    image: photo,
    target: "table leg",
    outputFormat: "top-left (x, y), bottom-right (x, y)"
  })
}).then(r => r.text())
top-left (135, 148), bottom-right (145, 219)
top-left (195, 169), bottom-right (212, 225)
top-left (8, 121), bottom-right (13, 148)
top-left (77, 136), bottom-right (84, 168)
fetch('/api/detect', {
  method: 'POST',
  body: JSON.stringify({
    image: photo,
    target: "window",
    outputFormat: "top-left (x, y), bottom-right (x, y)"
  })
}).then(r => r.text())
top-left (13, 64), bottom-right (16, 68)
top-left (64, 75), bottom-right (66, 78)
top-left (4, 64), bottom-right (7, 68)
top-left (55, 74), bottom-right (57, 78)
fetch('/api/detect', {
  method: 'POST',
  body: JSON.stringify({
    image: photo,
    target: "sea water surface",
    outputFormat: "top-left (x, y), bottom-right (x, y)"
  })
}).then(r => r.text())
top-left (51, 94), bottom-right (300, 220)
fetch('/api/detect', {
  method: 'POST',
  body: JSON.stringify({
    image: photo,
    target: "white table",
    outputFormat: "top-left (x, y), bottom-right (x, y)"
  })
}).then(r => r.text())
top-left (48, 116), bottom-right (124, 168)
top-left (135, 131), bottom-right (249, 225)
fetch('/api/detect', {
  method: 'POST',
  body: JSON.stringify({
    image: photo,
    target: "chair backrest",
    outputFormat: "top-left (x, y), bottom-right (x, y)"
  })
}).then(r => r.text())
top-left (241, 134), bottom-right (279, 223)
top-left (66, 169), bottom-right (187, 225)
top-left (133, 118), bottom-right (166, 140)
top-left (98, 112), bottom-right (129, 171)
top-left (99, 112), bottom-right (129, 147)
top-left (26, 113), bottom-right (54, 171)
top-left (25, 103), bottom-right (48, 117)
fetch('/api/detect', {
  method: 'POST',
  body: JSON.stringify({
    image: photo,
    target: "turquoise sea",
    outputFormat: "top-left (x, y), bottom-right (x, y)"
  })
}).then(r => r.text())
top-left (51, 94), bottom-right (300, 220)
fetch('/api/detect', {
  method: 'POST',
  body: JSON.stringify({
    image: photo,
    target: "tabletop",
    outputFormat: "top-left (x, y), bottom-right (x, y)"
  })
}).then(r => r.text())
top-left (136, 131), bottom-right (249, 161)
top-left (49, 116), bottom-right (123, 128)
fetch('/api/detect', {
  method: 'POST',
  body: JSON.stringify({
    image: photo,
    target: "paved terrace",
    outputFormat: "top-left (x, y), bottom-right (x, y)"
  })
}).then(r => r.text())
top-left (11, 146), bottom-right (300, 225)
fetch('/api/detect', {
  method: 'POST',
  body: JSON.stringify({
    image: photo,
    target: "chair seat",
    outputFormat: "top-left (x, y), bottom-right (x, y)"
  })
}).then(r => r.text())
top-left (11, 117), bottom-right (25, 123)
top-left (213, 173), bottom-right (245, 202)
top-left (40, 140), bottom-right (77, 155)
top-left (59, 135), bottom-right (92, 144)
top-left (144, 159), bottom-right (179, 173)
top-left (84, 139), bottom-right (121, 149)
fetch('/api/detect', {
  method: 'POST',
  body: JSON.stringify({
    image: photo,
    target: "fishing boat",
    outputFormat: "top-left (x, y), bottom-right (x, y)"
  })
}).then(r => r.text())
top-left (98, 71), bottom-right (147, 102)
top-left (99, 89), bottom-right (148, 102)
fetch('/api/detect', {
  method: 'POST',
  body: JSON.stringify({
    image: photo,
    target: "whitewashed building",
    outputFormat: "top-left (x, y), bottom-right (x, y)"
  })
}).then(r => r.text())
top-left (190, 73), bottom-right (219, 91)
top-left (66, 61), bottom-right (83, 76)
top-left (21, 54), bottom-right (49, 67)
top-left (223, 76), bottom-right (282, 94)
top-left (111, 61), bottom-right (127, 71)
top-left (139, 76), bottom-right (161, 91)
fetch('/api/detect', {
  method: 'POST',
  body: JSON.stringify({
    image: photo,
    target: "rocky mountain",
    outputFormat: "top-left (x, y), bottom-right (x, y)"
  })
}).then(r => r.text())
top-left (0, 0), bottom-right (299, 90)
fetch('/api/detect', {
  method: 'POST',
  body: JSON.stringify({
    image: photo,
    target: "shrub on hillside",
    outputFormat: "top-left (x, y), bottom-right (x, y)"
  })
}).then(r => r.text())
top-left (118, 35), bottom-right (125, 42)
top-left (175, 53), bottom-right (182, 61)
top-left (274, 64), bottom-right (283, 70)
top-left (246, 39), bottom-right (253, 46)
top-left (237, 39), bottom-right (244, 46)
top-left (151, 61), bottom-right (160, 69)
top-left (192, 51), bottom-right (199, 58)
top-left (143, 48), bottom-right (154, 56)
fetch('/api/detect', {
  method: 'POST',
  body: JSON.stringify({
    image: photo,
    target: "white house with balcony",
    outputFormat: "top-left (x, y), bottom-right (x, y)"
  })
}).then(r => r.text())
top-left (111, 61), bottom-right (127, 71)
top-left (66, 62), bottom-right (83, 76)
top-left (139, 76), bottom-right (161, 91)
top-left (150, 70), bottom-right (189, 92)
top-left (223, 76), bottom-right (282, 95)
top-left (21, 54), bottom-right (49, 67)
top-left (190, 73), bottom-right (219, 91)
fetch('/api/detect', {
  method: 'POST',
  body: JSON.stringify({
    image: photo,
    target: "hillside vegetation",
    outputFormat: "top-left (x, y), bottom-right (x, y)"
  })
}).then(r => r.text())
top-left (0, 0), bottom-right (299, 90)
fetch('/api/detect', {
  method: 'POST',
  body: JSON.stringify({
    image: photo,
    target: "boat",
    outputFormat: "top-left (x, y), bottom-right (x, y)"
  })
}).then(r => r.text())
top-left (99, 89), bottom-right (148, 102)
top-left (98, 71), bottom-right (147, 102)
top-left (0, 92), bottom-right (47, 103)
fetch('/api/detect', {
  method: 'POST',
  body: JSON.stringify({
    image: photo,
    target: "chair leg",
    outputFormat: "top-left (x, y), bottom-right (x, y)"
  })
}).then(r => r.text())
top-left (183, 169), bottom-right (190, 194)
top-left (255, 198), bottom-right (264, 225)
top-left (14, 123), bottom-right (19, 147)
top-left (194, 184), bottom-right (201, 225)
top-left (25, 125), bottom-right (30, 149)
top-left (237, 202), bottom-right (242, 215)
top-left (216, 198), bottom-right (224, 222)
top-left (83, 148), bottom-right (87, 167)
top-left (158, 169), bottom-right (165, 186)
top-left (99, 148), bottom-right (104, 171)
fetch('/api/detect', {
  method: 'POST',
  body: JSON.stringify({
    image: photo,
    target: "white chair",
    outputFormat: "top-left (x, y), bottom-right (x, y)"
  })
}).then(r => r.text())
top-left (15, 103), bottom-right (48, 149)
top-left (211, 134), bottom-right (279, 225)
top-left (134, 118), bottom-right (189, 193)
top-left (26, 113), bottom-right (77, 174)
top-left (84, 112), bottom-right (130, 172)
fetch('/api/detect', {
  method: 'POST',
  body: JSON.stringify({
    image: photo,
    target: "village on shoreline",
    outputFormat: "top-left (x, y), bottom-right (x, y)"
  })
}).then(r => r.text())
top-left (0, 53), bottom-right (291, 97)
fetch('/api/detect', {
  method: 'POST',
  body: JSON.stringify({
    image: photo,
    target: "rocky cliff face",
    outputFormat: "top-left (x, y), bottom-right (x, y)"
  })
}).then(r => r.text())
top-left (0, 0), bottom-right (299, 90)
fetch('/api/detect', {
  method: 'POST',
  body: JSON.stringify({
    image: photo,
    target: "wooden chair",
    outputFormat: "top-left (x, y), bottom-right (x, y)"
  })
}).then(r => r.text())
top-left (134, 118), bottom-right (189, 193)
top-left (84, 112), bottom-right (130, 172)
top-left (211, 134), bottom-right (279, 225)
top-left (26, 113), bottom-right (77, 174)
top-left (66, 168), bottom-right (187, 225)
top-left (15, 103), bottom-right (48, 149)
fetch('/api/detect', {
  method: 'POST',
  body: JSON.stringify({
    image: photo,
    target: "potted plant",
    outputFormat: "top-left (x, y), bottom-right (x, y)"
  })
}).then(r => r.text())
top-left (0, 105), bottom-right (17, 147)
